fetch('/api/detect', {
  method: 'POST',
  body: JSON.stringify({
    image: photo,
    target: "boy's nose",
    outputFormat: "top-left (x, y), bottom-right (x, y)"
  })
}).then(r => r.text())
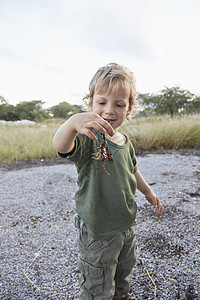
top-left (105, 103), bottom-right (114, 115)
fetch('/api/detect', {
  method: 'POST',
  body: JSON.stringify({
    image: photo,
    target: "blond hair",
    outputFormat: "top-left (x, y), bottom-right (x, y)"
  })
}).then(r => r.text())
top-left (83, 63), bottom-right (136, 109)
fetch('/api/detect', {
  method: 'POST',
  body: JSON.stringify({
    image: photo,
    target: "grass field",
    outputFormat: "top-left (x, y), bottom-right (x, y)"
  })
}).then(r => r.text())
top-left (0, 115), bottom-right (199, 163)
top-left (120, 114), bottom-right (200, 151)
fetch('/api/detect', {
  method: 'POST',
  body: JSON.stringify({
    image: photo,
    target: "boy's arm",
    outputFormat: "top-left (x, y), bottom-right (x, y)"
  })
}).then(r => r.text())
top-left (53, 112), bottom-right (115, 154)
top-left (135, 170), bottom-right (163, 216)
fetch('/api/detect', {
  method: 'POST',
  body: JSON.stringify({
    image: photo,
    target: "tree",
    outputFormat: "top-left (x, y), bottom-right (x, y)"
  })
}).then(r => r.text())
top-left (0, 96), bottom-right (8, 119)
top-left (15, 100), bottom-right (49, 121)
top-left (50, 101), bottom-right (83, 118)
top-left (185, 96), bottom-right (200, 114)
top-left (139, 87), bottom-right (198, 117)
top-left (0, 96), bottom-right (19, 120)
top-left (0, 96), bottom-right (8, 117)
top-left (0, 96), bottom-right (7, 104)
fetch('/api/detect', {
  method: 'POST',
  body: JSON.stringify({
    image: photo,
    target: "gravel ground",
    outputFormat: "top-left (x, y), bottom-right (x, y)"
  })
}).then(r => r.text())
top-left (0, 152), bottom-right (199, 300)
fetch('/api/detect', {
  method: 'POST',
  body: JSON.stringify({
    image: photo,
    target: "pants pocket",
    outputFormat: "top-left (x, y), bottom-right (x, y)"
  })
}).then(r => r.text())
top-left (78, 258), bottom-right (104, 295)
top-left (78, 221), bottom-right (118, 252)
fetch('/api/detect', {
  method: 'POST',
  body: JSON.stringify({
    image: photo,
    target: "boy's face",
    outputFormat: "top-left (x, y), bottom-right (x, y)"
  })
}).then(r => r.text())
top-left (92, 83), bottom-right (132, 130)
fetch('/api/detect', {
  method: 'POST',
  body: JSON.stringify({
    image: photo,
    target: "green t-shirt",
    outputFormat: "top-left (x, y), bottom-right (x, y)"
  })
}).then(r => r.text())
top-left (60, 130), bottom-right (137, 239)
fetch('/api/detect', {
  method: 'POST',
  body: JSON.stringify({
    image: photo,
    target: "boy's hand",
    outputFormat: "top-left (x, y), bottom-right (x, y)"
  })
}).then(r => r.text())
top-left (145, 191), bottom-right (163, 216)
top-left (73, 112), bottom-right (115, 141)
top-left (53, 112), bottom-right (115, 154)
top-left (135, 170), bottom-right (163, 216)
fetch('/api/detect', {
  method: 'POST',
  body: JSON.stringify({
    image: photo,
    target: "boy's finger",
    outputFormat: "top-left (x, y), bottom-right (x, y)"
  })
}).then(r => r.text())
top-left (154, 197), bottom-right (158, 207)
top-left (157, 203), bottom-right (163, 215)
top-left (83, 128), bottom-right (98, 141)
top-left (99, 118), bottom-right (115, 136)
top-left (104, 121), bottom-right (115, 136)
top-left (86, 120), bottom-right (114, 136)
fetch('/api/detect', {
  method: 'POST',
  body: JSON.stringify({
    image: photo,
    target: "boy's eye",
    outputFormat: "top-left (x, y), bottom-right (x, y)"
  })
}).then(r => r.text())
top-left (99, 102), bottom-right (105, 105)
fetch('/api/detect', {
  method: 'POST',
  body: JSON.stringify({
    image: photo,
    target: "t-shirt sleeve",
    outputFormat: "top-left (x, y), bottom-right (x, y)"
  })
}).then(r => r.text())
top-left (58, 141), bottom-right (76, 158)
top-left (131, 145), bottom-right (137, 173)
top-left (57, 133), bottom-right (91, 164)
top-left (133, 154), bottom-right (137, 173)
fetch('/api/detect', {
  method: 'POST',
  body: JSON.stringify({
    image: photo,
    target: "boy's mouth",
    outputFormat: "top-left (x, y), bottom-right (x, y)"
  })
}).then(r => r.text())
top-left (103, 118), bottom-right (115, 124)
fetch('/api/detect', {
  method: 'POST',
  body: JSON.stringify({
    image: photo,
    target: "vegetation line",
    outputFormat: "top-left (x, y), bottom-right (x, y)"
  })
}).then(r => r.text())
top-left (0, 115), bottom-right (199, 163)
top-left (1, 86), bottom-right (199, 163)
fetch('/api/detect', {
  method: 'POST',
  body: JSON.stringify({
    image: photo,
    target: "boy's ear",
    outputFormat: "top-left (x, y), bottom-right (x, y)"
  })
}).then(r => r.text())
top-left (90, 97), bottom-right (93, 107)
top-left (88, 97), bottom-right (93, 111)
top-left (126, 104), bottom-right (132, 120)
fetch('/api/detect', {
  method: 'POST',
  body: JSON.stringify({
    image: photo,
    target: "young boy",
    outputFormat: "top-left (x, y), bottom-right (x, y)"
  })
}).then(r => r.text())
top-left (53, 63), bottom-right (163, 300)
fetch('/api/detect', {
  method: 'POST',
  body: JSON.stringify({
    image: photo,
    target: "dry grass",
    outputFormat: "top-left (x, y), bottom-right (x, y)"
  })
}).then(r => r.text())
top-left (0, 115), bottom-right (199, 163)
top-left (120, 114), bottom-right (200, 150)
top-left (0, 119), bottom-right (64, 163)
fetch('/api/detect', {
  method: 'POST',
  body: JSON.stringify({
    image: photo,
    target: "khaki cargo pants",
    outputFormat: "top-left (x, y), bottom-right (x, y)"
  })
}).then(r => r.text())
top-left (75, 215), bottom-right (136, 300)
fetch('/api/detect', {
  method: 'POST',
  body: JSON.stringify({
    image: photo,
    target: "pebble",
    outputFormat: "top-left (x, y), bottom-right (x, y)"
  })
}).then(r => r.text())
top-left (0, 153), bottom-right (199, 299)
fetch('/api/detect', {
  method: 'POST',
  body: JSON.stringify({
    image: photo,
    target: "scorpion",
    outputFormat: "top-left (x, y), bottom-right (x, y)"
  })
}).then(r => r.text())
top-left (92, 133), bottom-right (113, 175)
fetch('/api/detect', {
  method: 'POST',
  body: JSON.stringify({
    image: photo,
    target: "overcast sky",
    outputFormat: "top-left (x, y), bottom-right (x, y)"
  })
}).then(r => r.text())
top-left (1, 0), bottom-right (200, 108)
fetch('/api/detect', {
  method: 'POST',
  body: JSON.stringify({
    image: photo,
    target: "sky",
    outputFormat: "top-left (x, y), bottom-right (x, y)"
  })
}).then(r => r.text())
top-left (0, 0), bottom-right (200, 108)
